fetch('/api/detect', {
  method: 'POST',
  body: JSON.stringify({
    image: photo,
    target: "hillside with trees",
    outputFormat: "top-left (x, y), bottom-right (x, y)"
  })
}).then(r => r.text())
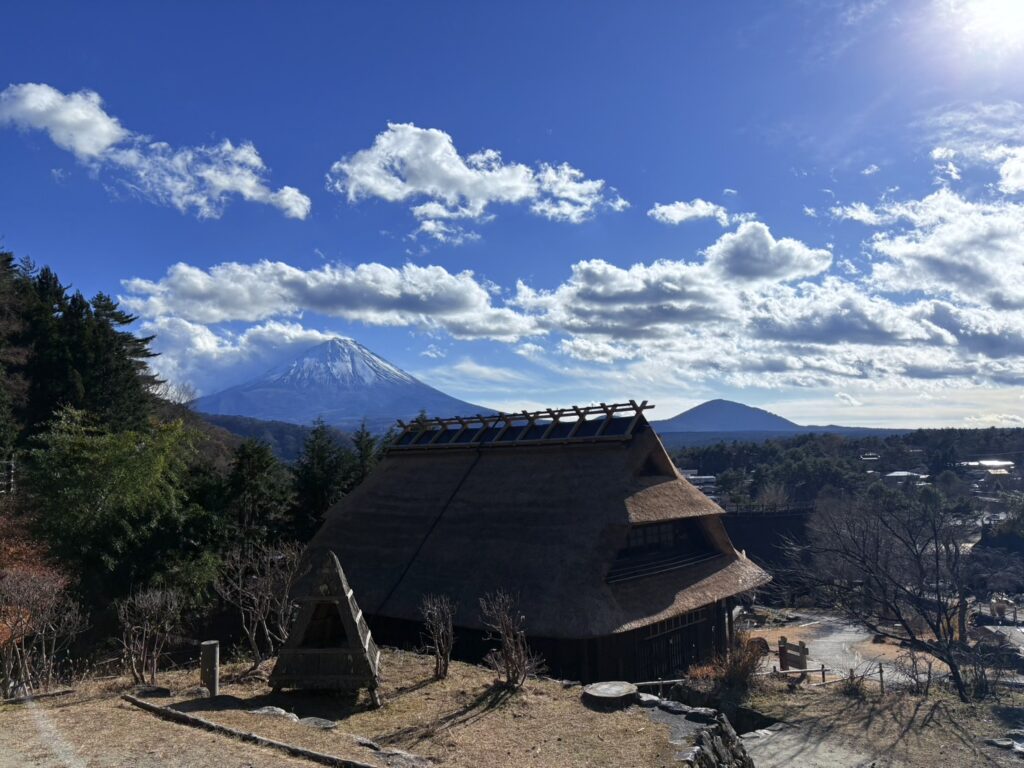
top-left (673, 429), bottom-right (1024, 507)
top-left (0, 253), bottom-right (388, 695)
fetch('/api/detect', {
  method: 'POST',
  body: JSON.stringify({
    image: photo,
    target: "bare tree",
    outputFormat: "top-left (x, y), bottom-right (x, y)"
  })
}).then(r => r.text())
top-left (419, 593), bottom-right (455, 679)
top-left (783, 485), bottom-right (1013, 702)
top-left (0, 568), bottom-right (87, 697)
top-left (757, 482), bottom-right (790, 510)
top-left (116, 587), bottom-right (182, 685)
top-left (215, 541), bottom-right (302, 669)
top-left (895, 648), bottom-right (934, 697)
top-left (151, 380), bottom-right (198, 406)
top-left (479, 590), bottom-right (543, 690)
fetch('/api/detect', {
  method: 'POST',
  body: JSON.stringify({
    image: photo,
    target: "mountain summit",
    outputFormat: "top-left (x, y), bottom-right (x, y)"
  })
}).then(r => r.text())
top-left (651, 399), bottom-right (801, 432)
top-left (263, 337), bottom-right (416, 389)
top-left (194, 338), bottom-right (492, 430)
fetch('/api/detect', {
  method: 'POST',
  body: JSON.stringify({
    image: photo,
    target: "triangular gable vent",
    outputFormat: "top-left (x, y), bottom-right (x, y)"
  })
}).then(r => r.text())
top-left (270, 550), bottom-right (382, 706)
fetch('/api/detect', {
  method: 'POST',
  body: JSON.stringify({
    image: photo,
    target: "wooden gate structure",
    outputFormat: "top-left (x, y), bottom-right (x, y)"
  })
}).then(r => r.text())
top-left (270, 551), bottom-right (382, 706)
top-left (777, 635), bottom-right (808, 671)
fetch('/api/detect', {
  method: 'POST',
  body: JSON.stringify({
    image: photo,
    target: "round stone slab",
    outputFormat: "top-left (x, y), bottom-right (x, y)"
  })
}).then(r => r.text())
top-left (582, 681), bottom-right (639, 708)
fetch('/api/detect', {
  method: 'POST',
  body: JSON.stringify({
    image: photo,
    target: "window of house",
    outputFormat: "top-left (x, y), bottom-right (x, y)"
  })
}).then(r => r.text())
top-left (624, 520), bottom-right (704, 556)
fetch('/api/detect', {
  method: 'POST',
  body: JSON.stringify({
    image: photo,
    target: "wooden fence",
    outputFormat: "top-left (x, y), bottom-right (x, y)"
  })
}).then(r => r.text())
top-left (778, 636), bottom-right (808, 671)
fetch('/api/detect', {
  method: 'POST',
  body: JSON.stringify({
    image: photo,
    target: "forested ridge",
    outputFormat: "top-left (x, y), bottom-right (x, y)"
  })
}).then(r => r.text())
top-left (673, 428), bottom-right (1024, 506)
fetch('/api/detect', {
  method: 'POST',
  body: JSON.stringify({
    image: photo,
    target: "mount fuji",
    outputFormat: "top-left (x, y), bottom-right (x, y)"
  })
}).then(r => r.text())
top-left (193, 338), bottom-right (494, 430)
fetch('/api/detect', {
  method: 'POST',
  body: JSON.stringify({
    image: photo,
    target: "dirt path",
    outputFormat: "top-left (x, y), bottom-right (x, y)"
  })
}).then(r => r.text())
top-left (750, 611), bottom-right (909, 681)
top-left (743, 723), bottom-right (881, 768)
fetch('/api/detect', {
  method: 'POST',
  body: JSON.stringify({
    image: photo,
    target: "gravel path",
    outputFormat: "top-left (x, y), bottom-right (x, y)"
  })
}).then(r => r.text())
top-left (743, 724), bottom-right (882, 768)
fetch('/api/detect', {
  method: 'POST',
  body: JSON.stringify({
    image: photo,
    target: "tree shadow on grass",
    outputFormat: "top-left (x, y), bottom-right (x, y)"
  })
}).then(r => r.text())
top-left (374, 682), bottom-right (514, 748)
top-left (170, 688), bottom-right (367, 720)
top-left (991, 703), bottom-right (1024, 729)
top-left (169, 670), bottom-right (449, 722)
top-left (753, 688), bottom-right (1005, 767)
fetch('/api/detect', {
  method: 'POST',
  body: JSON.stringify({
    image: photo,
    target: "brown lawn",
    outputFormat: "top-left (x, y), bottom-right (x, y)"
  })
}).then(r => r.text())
top-left (0, 650), bottom-right (679, 768)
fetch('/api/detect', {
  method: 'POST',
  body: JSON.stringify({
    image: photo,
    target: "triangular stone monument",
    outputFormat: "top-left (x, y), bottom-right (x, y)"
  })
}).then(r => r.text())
top-left (270, 550), bottom-right (382, 706)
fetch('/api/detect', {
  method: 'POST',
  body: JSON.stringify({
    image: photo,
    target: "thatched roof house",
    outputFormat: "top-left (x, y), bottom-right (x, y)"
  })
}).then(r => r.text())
top-left (295, 402), bottom-right (770, 682)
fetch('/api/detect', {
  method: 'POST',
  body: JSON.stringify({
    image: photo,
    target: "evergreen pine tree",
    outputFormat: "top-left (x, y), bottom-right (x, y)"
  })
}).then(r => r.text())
top-left (86, 293), bottom-right (160, 429)
top-left (292, 419), bottom-right (354, 541)
top-left (226, 439), bottom-right (295, 544)
top-left (348, 420), bottom-right (380, 490)
top-left (15, 262), bottom-right (158, 436)
top-left (0, 253), bottom-right (27, 451)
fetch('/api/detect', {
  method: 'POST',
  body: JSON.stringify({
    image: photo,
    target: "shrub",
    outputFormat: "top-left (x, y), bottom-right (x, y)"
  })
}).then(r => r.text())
top-left (838, 669), bottom-right (866, 699)
top-left (419, 593), bottom-right (455, 679)
top-left (0, 567), bottom-right (87, 697)
top-left (686, 632), bottom-right (764, 693)
top-left (895, 648), bottom-right (933, 697)
top-left (479, 590), bottom-right (544, 690)
top-left (116, 587), bottom-right (182, 685)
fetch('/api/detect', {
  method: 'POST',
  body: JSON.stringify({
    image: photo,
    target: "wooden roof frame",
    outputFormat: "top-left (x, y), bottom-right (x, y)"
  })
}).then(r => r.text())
top-left (390, 400), bottom-right (653, 452)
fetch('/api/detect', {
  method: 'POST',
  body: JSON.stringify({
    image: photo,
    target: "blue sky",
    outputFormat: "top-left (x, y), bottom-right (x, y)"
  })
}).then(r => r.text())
top-left (3, 0), bottom-right (1024, 427)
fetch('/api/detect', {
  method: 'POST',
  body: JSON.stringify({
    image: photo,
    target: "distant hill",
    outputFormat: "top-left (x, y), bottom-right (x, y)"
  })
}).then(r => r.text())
top-left (652, 399), bottom-right (801, 432)
top-left (651, 399), bottom-right (907, 447)
top-left (198, 413), bottom-right (351, 462)
top-left (194, 337), bottom-right (494, 431)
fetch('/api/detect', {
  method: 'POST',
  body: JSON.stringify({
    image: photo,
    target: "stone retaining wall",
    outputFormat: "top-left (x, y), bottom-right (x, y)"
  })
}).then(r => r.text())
top-left (640, 695), bottom-right (755, 768)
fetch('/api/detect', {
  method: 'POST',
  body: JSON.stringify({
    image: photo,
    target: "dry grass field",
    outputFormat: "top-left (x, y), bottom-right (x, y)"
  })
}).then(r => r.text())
top-left (0, 649), bottom-right (678, 768)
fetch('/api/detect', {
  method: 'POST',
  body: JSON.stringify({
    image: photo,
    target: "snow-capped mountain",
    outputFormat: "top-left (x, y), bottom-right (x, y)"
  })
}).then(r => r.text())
top-left (194, 338), bottom-right (493, 430)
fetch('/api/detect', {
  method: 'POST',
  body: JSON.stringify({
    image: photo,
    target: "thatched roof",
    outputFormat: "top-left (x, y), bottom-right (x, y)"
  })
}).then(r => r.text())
top-left (296, 407), bottom-right (769, 639)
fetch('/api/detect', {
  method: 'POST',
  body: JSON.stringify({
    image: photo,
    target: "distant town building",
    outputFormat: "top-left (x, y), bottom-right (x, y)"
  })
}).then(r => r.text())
top-left (883, 470), bottom-right (930, 486)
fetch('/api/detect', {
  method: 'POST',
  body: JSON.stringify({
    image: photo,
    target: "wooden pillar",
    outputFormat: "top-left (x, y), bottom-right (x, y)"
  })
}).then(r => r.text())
top-left (200, 640), bottom-right (219, 697)
top-left (778, 636), bottom-right (789, 671)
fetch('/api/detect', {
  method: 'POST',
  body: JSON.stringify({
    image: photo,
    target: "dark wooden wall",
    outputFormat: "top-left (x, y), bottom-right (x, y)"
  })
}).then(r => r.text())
top-left (363, 600), bottom-right (729, 683)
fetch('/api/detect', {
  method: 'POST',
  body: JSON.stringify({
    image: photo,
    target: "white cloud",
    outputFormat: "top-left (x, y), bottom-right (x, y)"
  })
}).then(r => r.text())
top-left (123, 199), bottom-right (1024, 398)
top-left (747, 278), bottom-right (953, 347)
top-left (861, 163), bottom-right (880, 175)
top-left (326, 122), bottom-right (626, 241)
top-left (835, 392), bottom-right (863, 406)
top-left (448, 359), bottom-right (529, 384)
top-left (723, 188), bottom-right (738, 196)
top-left (841, 189), bottom-right (1024, 308)
top-left (141, 317), bottom-right (338, 392)
top-left (108, 139), bottom-right (311, 220)
top-left (964, 413), bottom-right (1024, 426)
top-left (532, 162), bottom-right (629, 222)
top-left (830, 201), bottom-right (890, 225)
top-left (0, 82), bottom-right (128, 158)
top-left (923, 102), bottom-right (1024, 189)
top-left (994, 146), bottom-right (1024, 193)
top-left (648, 198), bottom-right (730, 227)
top-left (939, 160), bottom-right (962, 181)
top-left (122, 259), bottom-right (537, 340)
top-left (803, 206), bottom-right (818, 218)
top-left (702, 221), bottom-right (831, 282)
top-left (924, 102), bottom-right (1024, 158)
top-left (515, 342), bottom-right (545, 360)
top-left (420, 344), bottom-right (446, 359)
top-left (0, 82), bottom-right (310, 220)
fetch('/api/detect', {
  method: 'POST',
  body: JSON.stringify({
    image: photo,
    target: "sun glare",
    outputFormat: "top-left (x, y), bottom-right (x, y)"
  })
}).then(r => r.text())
top-left (952, 0), bottom-right (1024, 57)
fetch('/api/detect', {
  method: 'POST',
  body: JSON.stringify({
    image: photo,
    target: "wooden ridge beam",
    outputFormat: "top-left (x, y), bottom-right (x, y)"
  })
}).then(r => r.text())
top-left (388, 400), bottom-right (655, 451)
